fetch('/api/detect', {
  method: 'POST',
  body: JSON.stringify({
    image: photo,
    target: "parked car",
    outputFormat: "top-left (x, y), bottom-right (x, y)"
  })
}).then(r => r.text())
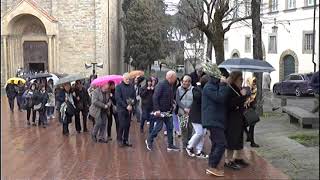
top-left (273, 73), bottom-right (314, 97)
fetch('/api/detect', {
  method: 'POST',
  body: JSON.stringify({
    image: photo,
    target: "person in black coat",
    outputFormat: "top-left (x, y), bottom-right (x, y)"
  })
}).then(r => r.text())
top-left (115, 73), bottom-right (136, 147)
top-left (57, 83), bottom-right (75, 135)
top-left (186, 75), bottom-right (210, 158)
top-left (6, 80), bottom-right (18, 112)
top-left (74, 80), bottom-right (90, 133)
top-left (140, 78), bottom-right (154, 133)
top-left (16, 80), bottom-right (26, 111)
top-left (107, 80), bottom-right (119, 141)
top-left (190, 66), bottom-right (206, 86)
top-left (34, 84), bottom-right (49, 128)
top-left (224, 71), bottom-right (250, 170)
top-left (23, 83), bottom-right (37, 125)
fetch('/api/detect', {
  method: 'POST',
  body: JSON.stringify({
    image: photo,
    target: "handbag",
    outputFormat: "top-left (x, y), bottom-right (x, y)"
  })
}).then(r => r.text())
top-left (33, 103), bottom-right (42, 111)
top-left (243, 108), bottom-right (260, 126)
top-left (66, 101), bottom-right (76, 116)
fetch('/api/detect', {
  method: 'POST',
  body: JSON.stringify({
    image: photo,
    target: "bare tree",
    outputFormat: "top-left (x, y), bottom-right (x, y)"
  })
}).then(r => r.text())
top-left (251, 0), bottom-right (263, 115)
top-left (179, 0), bottom-right (251, 64)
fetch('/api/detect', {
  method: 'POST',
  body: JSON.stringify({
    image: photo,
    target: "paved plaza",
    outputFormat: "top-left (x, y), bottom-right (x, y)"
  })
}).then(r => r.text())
top-left (1, 96), bottom-right (289, 179)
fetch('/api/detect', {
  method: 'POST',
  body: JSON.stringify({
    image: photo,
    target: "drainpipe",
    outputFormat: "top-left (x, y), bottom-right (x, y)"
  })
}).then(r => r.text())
top-left (311, 0), bottom-right (317, 72)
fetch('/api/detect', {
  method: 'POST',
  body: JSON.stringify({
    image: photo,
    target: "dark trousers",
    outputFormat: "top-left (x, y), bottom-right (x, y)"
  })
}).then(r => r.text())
top-left (8, 97), bottom-right (15, 111)
top-left (147, 117), bottom-right (173, 147)
top-left (107, 112), bottom-right (119, 138)
top-left (181, 117), bottom-right (193, 148)
top-left (26, 108), bottom-right (36, 122)
top-left (75, 109), bottom-right (88, 132)
top-left (245, 124), bottom-right (256, 143)
top-left (63, 115), bottom-right (72, 134)
top-left (17, 95), bottom-right (23, 110)
top-left (47, 106), bottom-right (55, 117)
top-left (117, 111), bottom-right (131, 143)
top-left (208, 127), bottom-right (226, 168)
top-left (38, 108), bottom-right (47, 125)
top-left (141, 108), bottom-right (152, 130)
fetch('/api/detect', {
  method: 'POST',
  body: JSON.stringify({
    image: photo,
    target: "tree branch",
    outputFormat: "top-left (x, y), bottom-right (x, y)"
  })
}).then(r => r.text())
top-left (223, 16), bottom-right (252, 33)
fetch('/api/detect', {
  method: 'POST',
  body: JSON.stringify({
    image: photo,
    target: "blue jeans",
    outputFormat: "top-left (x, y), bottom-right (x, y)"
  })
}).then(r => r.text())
top-left (147, 117), bottom-right (173, 147)
top-left (141, 109), bottom-right (151, 130)
top-left (208, 127), bottom-right (226, 168)
top-left (47, 106), bottom-right (55, 117)
top-left (17, 95), bottom-right (23, 110)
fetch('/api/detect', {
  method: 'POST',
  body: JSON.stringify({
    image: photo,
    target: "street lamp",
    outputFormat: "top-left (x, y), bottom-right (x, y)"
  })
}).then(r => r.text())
top-left (85, 62), bottom-right (103, 76)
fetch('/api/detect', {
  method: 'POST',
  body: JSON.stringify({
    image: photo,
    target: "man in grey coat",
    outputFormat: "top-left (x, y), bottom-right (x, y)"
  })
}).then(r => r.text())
top-left (176, 75), bottom-right (194, 148)
top-left (89, 83), bottom-right (112, 143)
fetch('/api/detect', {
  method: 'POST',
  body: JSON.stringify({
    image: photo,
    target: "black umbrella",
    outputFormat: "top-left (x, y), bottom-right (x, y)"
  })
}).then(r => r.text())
top-left (218, 58), bottom-right (275, 73)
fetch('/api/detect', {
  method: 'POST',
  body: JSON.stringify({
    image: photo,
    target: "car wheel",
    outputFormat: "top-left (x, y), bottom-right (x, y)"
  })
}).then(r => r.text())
top-left (295, 87), bottom-right (302, 97)
top-left (273, 88), bottom-right (280, 95)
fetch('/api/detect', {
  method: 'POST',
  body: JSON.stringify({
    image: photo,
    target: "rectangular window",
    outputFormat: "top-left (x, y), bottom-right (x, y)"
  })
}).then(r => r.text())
top-left (306, 0), bottom-right (314, 6)
top-left (269, 0), bottom-right (278, 12)
top-left (245, 36), bottom-right (251, 53)
top-left (303, 32), bottom-right (314, 53)
top-left (224, 38), bottom-right (229, 52)
top-left (287, 0), bottom-right (296, 9)
top-left (268, 35), bottom-right (277, 53)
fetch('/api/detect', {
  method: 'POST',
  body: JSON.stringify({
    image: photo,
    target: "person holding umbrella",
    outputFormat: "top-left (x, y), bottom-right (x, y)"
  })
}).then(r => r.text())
top-left (5, 80), bottom-right (18, 112)
top-left (89, 81), bottom-right (113, 143)
top-left (16, 80), bottom-right (26, 112)
top-left (58, 83), bottom-right (76, 135)
top-left (115, 73), bottom-right (136, 147)
top-left (107, 81), bottom-right (118, 141)
top-left (74, 80), bottom-right (90, 133)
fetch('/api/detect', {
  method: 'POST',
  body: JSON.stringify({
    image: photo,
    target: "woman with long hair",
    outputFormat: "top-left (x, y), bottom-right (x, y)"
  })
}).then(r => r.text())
top-left (23, 83), bottom-right (37, 125)
top-left (244, 77), bottom-right (260, 147)
top-left (140, 78), bottom-right (155, 133)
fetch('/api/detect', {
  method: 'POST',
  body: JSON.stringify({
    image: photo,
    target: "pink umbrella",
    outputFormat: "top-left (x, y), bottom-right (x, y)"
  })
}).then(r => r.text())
top-left (91, 75), bottom-right (123, 87)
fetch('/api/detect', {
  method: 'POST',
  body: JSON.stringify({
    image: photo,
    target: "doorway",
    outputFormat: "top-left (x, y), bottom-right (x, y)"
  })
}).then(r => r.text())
top-left (29, 63), bottom-right (45, 72)
top-left (23, 41), bottom-right (48, 72)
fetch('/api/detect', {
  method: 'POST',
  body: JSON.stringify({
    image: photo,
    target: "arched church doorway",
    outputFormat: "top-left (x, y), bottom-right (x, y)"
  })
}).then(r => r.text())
top-left (10, 14), bottom-right (48, 73)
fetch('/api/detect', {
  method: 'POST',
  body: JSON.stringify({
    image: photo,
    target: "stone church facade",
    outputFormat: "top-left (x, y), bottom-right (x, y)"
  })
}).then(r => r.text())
top-left (1, 0), bottom-right (126, 84)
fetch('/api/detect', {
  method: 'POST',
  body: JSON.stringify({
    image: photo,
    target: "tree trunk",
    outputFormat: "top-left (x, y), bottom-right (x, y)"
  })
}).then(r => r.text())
top-left (206, 39), bottom-right (213, 61)
top-left (212, 13), bottom-right (225, 65)
top-left (251, 0), bottom-right (263, 115)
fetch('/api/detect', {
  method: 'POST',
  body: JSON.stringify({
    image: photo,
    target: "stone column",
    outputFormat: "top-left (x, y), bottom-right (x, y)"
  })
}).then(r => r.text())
top-left (48, 35), bottom-right (52, 72)
top-left (52, 35), bottom-right (56, 72)
top-left (3, 36), bottom-right (8, 81)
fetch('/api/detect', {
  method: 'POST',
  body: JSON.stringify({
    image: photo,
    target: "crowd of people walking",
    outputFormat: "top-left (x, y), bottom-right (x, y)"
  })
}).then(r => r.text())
top-left (7, 64), bottom-right (289, 177)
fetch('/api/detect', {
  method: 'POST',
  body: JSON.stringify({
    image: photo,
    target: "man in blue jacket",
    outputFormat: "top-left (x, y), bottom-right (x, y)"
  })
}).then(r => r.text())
top-left (201, 66), bottom-right (230, 177)
top-left (115, 73), bottom-right (136, 147)
top-left (145, 70), bottom-right (180, 152)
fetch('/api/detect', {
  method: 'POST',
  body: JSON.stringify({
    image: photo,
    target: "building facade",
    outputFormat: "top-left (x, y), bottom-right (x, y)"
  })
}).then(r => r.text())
top-left (1, 0), bottom-right (126, 84)
top-left (207, 0), bottom-right (319, 87)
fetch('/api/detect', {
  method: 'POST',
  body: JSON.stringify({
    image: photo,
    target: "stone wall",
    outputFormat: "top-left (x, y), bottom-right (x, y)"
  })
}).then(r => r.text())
top-left (1, 0), bottom-right (123, 78)
top-left (56, 0), bottom-right (96, 75)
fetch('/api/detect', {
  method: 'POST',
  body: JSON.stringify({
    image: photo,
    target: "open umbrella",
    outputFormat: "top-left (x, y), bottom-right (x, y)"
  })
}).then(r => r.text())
top-left (29, 73), bottom-right (52, 80)
top-left (129, 70), bottom-right (144, 79)
top-left (30, 73), bottom-right (60, 85)
top-left (218, 58), bottom-right (275, 73)
top-left (6, 77), bottom-right (26, 85)
top-left (91, 75), bottom-right (123, 87)
top-left (55, 73), bottom-right (87, 86)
